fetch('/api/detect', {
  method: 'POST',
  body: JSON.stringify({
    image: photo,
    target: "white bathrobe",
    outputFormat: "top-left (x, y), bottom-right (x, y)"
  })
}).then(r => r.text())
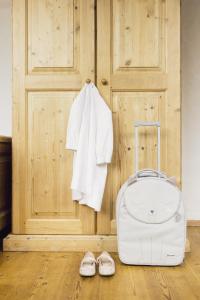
top-left (65, 83), bottom-right (113, 211)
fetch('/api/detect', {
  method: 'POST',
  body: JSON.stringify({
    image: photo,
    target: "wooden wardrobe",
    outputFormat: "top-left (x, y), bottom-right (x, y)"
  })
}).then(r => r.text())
top-left (4, 0), bottom-right (180, 251)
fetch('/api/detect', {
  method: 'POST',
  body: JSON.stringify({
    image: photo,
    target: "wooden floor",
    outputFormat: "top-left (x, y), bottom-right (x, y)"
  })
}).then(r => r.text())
top-left (0, 227), bottom-right (200, 300)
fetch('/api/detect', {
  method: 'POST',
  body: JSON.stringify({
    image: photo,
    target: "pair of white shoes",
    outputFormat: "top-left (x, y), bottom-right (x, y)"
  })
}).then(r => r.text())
top-left (79, 251), bottom-right (115, 277)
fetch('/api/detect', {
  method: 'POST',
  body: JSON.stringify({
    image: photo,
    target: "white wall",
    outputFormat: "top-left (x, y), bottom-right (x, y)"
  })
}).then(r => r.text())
top-left (0, 0), bottom-right (199, 219)
top-left (182, 0), bottom-right (200, 220)
top-left (0, 0), bottom-right (12, 136)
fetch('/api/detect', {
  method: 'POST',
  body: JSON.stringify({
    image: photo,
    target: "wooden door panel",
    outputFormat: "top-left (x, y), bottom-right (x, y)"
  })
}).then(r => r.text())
top-left (97, 0), bottom-right (180, 234)
top-left (27, 92), bottom-right (76, 216)
top-left (13, 0), bottom-right (95, 234)
top-left (113, 0), bottom-right (165, 70)
top-left (28, 0), bottom-right (76, 72)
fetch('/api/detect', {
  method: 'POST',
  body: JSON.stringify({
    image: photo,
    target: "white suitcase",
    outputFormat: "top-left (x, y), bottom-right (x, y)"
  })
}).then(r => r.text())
top-left (116, 121), bottom-right (186, 266)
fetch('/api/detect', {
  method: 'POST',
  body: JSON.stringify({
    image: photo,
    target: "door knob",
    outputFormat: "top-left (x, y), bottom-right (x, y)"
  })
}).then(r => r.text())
top-left (101, 78), bottom-right (108, 85)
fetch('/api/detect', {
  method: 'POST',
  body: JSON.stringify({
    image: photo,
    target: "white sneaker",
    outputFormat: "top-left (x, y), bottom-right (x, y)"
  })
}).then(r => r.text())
top-left (97, 251), bottom-right (115, 276)
top-left (79, 252), bottom-right (96, 277)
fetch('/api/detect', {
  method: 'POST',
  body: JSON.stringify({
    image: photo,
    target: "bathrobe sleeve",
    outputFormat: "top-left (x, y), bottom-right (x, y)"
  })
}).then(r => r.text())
top-left (65, 87), bottom-right (86, 150)
top-left (95, 96), bottom-right (113, 165)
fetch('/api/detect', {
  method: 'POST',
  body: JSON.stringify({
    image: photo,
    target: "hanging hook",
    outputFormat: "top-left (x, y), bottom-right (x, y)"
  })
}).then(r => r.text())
top-left (86, 78), bottom-right (91, 84)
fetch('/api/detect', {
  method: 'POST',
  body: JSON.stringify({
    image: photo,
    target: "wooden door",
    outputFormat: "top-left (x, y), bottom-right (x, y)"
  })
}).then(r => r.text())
top-left (12, 0), bottom-right (95, 234)
top-left (13, 0), bottom-right (180, 237)
top-left (97, 0), bottom-right (180, 234)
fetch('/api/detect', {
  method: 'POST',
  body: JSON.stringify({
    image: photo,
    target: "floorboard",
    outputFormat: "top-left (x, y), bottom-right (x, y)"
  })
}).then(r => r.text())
top-left (0, 227), bottom-right (199, 300)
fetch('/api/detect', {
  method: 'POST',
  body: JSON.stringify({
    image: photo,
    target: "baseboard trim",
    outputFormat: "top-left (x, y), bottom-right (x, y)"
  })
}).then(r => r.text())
top-left (187, 220), bottom-right (200, 226)
top-left (3, 234), bottom-right (117, 252)
top-left (3, 234), bottom-right (190, 253)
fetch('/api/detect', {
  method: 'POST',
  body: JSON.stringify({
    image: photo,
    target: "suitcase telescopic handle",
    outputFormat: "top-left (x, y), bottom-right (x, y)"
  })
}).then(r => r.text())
top-left (134, 121), bottom-right (161, 173)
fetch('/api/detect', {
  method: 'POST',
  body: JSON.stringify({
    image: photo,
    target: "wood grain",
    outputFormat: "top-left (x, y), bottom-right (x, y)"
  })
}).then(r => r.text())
top-left (97, 0), bottom-right (181, 234)
top-left (1, 228), bottom-right (199, 300)
top-left (12, 0), bottom-right (95, 234)
top-left (3, 234), bottom-right (190, 253)
top-left (12, 0), bottom-right (182, 242)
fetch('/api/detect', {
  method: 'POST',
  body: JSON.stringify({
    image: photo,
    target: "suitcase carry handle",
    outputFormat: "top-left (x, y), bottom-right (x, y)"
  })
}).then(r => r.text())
top-left (134, 121), bottom-right (160, 173)
top-left (135, 169), bottom-right (166, 179)
top-left (127, 169), bottom-right (168, 186)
